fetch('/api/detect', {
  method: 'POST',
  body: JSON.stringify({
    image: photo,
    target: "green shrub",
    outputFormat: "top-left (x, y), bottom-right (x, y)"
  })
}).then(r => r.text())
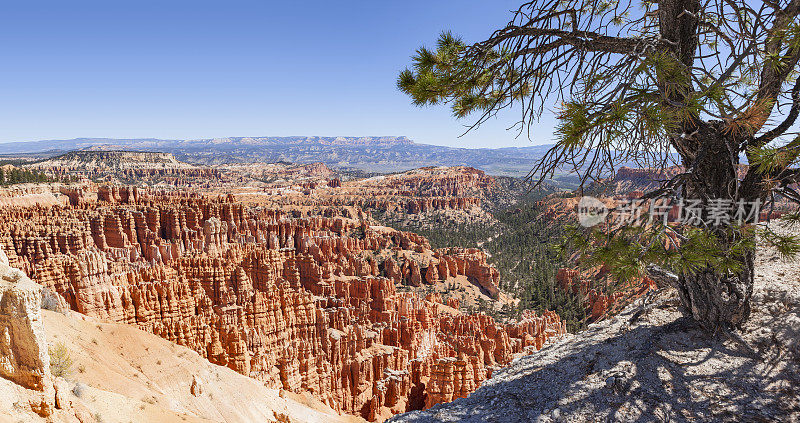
top-left (49, 342), bottom-right (73, 377)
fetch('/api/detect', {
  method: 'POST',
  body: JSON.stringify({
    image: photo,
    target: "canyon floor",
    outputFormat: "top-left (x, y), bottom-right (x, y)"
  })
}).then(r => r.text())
top-left (390, 225), bottom-right (800, 423)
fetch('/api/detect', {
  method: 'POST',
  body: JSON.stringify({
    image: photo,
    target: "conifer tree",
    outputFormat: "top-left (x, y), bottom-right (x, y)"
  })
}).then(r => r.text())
top-left (399, 0), bottom-right (800, 329)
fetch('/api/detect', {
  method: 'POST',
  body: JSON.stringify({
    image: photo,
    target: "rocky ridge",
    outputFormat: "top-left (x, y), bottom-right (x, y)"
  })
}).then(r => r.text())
top-left (26, 150), bottom-right (219, 187)
top-left (1, 137), bottom-right (556, 176)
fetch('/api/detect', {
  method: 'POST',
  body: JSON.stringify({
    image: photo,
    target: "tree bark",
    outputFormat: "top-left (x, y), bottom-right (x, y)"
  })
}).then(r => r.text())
top-left (674, 124), bottom-right (756, 330)
top-left (676, 250), bottom-right (754, 329)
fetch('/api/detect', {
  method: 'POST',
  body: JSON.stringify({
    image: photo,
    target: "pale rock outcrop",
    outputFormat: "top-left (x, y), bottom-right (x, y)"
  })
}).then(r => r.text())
top-left (0, 246), bottom-right (54, 416)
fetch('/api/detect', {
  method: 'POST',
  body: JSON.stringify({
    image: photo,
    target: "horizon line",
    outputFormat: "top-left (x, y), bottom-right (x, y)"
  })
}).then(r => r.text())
top-left (0, 135), bottom-right (555, 151)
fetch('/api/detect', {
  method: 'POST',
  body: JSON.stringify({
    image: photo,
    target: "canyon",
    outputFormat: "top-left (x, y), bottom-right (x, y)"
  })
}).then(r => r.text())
top-left (3, 150), bottom-right (789, 422)
top-left (0, 161), bottom-right (568, 422)
top-left (3, 154), bottom-right (722, 422)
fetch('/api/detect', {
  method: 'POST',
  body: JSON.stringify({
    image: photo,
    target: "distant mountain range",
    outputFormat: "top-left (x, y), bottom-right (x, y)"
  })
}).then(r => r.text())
top-left (0, 136), bottom-right (557, 177)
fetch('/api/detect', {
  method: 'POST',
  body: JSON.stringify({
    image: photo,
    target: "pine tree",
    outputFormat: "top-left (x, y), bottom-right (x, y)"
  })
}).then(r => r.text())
top-left (9, 168), bottom-right (19, 184)
top-left (398, 0), bottom-right (800, 330)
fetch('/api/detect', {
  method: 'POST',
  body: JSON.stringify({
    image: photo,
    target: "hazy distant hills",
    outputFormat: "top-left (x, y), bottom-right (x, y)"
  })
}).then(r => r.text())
top-left (0, 136), bottom-right (556, 177)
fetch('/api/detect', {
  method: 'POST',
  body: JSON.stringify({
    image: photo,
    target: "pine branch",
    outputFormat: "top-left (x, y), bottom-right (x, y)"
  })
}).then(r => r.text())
top-left (646, 264), bottom-right (680, 288)
top-left (755, 76), bottom-right (800, 145)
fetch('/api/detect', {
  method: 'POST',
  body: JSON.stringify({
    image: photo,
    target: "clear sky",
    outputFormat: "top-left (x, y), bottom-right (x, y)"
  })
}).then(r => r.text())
top-left (0, 0), bottom-right (558, 148)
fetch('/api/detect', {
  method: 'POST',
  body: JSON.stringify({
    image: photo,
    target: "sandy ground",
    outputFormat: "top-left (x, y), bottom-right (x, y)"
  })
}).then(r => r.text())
top-left (391, 226), bottom-right (800, 423)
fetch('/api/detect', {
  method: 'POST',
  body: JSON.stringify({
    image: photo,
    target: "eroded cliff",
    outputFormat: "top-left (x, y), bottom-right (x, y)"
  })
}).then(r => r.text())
top-left (0, 188), bottom-right (564, 421)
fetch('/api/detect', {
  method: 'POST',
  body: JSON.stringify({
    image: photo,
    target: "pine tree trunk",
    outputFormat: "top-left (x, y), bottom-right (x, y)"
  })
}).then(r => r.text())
top-left (676, 250), bottom-right (754, 329)
top-left (676, 124), bottom-right (756, 329)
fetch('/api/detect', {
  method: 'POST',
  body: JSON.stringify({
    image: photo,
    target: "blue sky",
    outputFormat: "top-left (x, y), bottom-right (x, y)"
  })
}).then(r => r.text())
top-left (0, 0), bottom-right (557, 148)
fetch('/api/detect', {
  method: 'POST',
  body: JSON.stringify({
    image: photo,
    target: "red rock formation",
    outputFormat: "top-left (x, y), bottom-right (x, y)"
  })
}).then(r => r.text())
top-left (326, 166), bottom-right (493, 214)
top-left (0, 188), bottom-right (566, 421)
top-left (352, 166), bottom-right (494, 197)
top-left (29, 151), bottom-right (220, 188)
top-left (556, 266), bottom-right (656, 322)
